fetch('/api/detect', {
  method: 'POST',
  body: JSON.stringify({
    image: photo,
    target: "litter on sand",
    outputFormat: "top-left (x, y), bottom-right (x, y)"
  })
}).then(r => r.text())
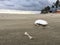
top-left (24, 32), bottom-right (33, 39)
top-left (34, 19), bottom-right (48, 26)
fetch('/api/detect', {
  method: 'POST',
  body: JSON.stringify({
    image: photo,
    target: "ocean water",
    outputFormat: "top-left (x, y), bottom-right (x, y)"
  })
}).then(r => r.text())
top-left (0, 0), bottom-right (56, 11)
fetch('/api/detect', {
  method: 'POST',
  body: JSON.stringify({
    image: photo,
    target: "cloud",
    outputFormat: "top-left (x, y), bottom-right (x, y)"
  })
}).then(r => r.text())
top-left (0, 0), bottom-right (56, 11)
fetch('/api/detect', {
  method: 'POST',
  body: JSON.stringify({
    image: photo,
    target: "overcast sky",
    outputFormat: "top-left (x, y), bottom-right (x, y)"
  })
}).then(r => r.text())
top-left (0, 0), bottom-right (59, 11)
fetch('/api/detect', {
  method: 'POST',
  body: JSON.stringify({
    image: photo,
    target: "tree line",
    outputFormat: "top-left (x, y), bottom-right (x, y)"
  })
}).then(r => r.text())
top-left (41, 0), bottom-right (60, 14)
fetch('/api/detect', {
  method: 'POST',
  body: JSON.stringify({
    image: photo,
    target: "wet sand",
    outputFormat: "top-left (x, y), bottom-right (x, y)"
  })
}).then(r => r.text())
top-left (0, 13), bottom-right (60, 45)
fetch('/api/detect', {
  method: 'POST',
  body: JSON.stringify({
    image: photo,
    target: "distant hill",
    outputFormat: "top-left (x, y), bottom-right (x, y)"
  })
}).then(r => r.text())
top-left (0, 0), bottom-right (56, 11)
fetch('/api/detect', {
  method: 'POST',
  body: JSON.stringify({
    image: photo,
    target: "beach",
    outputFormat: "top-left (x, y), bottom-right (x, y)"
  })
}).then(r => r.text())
top-left (0, 13), bottom-right (60, 45)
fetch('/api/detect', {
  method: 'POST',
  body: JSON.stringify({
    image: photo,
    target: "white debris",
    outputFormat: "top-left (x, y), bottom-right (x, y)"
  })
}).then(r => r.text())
top-left (24, 32), bottom-right (33, 39)
top-left (34, 19), bottom-right (48, 25)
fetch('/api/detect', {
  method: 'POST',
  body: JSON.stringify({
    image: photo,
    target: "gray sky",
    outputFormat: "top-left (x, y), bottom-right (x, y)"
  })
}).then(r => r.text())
top-left (0, 0), bottom-right (59, 11)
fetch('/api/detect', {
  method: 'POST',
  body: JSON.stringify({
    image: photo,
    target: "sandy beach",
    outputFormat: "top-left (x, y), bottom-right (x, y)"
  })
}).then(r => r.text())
top-left (0, 13), bottom-right (60, 45)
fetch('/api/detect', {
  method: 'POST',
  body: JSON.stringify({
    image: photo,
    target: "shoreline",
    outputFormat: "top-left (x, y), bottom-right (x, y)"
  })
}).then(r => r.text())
top-left (0, 9), bottom-right (41, 14)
